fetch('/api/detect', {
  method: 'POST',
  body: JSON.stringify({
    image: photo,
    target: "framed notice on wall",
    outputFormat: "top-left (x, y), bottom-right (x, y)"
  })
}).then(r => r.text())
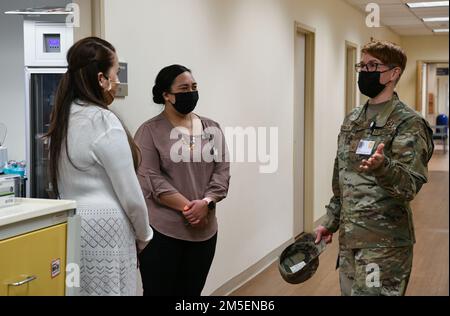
top-left (437, 68), bottom-right (449, 76)
top-left (428, 93), bottom-right (435, 115)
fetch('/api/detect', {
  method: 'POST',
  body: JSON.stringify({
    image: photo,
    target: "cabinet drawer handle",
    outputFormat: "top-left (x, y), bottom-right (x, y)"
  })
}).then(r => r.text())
top-left (8, 275), bottom-right (37, 287)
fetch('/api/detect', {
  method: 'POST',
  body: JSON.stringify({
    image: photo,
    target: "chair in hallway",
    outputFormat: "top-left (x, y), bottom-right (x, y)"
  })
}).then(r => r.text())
top-left (432, 114), bottom-right (449, 154)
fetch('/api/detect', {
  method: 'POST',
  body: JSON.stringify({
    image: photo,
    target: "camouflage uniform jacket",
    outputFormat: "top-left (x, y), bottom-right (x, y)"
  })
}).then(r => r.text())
top-left (322, 93), bottom-right (434, 249)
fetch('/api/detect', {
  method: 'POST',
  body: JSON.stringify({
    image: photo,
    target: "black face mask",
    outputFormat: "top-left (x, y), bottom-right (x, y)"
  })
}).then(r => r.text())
top-left (358, 70), bottom-right (391, 99)
top-left (170, 91), bottom-right (199, 115)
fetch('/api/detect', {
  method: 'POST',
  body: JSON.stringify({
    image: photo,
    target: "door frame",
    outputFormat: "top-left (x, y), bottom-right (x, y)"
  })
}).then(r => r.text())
top-left (345, 41), bottom-right (358, 115)
top-left (90, 0), bottom-right (106, 38)
top-left (293, 22), bottom-right (315, 237)
top-left (416, 60), bottom-right (449, 113)
top-left (71, 0), bottom-right (105, 40)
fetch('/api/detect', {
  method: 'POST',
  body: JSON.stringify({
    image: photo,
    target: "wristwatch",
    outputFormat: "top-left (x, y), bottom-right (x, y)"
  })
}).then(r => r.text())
top-left (203, 198), bottom-right (216, 211)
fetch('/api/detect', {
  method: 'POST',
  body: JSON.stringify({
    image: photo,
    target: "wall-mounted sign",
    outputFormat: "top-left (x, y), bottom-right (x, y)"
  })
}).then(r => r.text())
top-left (437, 68), bottom-right (449, 76)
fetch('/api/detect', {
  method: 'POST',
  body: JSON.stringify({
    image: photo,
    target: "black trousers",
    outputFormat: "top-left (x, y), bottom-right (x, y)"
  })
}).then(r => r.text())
top-left (139, 228), bottom-right (217, 296)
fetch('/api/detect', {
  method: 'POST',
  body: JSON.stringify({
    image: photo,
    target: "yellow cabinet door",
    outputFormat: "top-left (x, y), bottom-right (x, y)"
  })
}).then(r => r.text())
top-left (0, 223), bottom-right (67, 296)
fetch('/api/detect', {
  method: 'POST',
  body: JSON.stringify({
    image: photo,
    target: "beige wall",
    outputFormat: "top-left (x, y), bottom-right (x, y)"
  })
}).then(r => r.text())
top-left (73, 0), bottom-right (92, 41)
top-left (398, 35), bottom-right (449, 109)
top-left (102, 0), bottom-right (401, 295)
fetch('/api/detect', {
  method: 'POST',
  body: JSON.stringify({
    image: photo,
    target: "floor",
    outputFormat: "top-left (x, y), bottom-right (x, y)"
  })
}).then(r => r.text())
top-left (429, 147), bottom-right (449, 172)
top-left (231, 152), bottom-right (449, 296)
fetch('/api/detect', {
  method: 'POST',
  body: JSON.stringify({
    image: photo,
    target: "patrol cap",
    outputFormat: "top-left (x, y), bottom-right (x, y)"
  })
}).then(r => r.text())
top-left (278, 233), bottom-right (326, 284)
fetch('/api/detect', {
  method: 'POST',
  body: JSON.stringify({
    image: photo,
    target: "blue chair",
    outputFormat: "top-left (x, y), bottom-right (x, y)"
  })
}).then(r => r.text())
top-left (433, 114), bottom-right (449, 153)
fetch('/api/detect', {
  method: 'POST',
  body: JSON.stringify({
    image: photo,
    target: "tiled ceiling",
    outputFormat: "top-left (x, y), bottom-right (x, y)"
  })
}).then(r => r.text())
top-left (345, 0), bottom-right (449, 36)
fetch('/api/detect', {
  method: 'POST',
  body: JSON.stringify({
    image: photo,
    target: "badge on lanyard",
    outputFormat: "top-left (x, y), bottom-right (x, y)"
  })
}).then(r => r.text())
top-left (356, 139), bottom-right (376, 156)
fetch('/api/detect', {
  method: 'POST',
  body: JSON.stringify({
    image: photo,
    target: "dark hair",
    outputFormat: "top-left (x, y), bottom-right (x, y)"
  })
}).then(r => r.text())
top-left (152, 64), bottom-right (191, 104)
top-left (46, 37), bottom-right (141, 198)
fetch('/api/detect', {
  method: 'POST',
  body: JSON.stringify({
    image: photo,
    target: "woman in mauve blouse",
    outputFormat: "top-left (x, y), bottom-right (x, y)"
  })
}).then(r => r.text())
top-left (135, 64), bottom-right (230, 296)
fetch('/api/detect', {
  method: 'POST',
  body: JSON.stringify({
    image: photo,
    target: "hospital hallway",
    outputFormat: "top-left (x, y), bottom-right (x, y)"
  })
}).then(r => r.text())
top-left (1, 0), bottom-right (449, 299)
top-left (231, 151), bottom-right (449, 296)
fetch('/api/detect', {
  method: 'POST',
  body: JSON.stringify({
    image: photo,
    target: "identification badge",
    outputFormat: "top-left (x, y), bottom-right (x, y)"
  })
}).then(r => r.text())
top-left (356, 140), bottom-right (376, 156)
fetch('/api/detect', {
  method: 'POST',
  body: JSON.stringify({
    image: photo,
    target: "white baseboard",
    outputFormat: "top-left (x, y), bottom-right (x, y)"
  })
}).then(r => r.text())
top-left (210, 238), bottom-right (294, 296)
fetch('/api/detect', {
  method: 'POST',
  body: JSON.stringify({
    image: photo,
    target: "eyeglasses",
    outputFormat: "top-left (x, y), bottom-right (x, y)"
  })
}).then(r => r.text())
top-left (355, 62), bottom-right (395, 73)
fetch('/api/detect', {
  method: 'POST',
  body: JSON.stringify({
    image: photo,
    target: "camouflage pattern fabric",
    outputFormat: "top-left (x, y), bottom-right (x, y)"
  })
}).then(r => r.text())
top-left (322, 93), bottom-right (434, 249)
top-left (338, 245), bottom-right (413, 296)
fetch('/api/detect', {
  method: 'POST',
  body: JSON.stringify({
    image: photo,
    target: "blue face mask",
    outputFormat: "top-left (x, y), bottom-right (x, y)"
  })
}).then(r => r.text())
top-left (170, 91), bottom-right (199, 115)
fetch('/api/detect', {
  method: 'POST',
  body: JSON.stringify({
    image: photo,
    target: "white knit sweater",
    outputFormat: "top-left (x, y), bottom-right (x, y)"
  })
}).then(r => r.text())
top-left (58, 102), bottom-right (153, 246)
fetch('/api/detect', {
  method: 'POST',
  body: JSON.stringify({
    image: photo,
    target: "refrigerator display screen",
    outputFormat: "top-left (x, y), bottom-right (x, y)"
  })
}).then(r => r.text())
top-left (44, 34), bottom-right (61, 53)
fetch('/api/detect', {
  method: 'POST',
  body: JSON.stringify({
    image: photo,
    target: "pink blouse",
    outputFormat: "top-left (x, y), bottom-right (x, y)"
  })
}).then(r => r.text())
top-left (134, 113), bottom-right (230, 242)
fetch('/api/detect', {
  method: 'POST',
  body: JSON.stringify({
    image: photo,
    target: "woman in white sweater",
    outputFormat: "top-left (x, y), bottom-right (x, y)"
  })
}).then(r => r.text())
top-left (46, 37), bottom-right (153, 296)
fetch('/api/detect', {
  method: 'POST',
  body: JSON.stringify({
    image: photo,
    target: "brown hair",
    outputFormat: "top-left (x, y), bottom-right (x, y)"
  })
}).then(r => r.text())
top-left (362, 40), bottom-right (407, 80)
top-left (46, 37), bottom-right (141, 198)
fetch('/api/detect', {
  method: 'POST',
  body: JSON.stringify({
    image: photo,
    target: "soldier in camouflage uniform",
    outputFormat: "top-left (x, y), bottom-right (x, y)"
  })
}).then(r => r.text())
top-left (315, 41), bottom-right (434, 296)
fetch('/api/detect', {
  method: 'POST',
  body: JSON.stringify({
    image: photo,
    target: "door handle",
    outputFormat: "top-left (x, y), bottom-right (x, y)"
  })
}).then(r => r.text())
top-left (7, 275), bottom-right (37, 287)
